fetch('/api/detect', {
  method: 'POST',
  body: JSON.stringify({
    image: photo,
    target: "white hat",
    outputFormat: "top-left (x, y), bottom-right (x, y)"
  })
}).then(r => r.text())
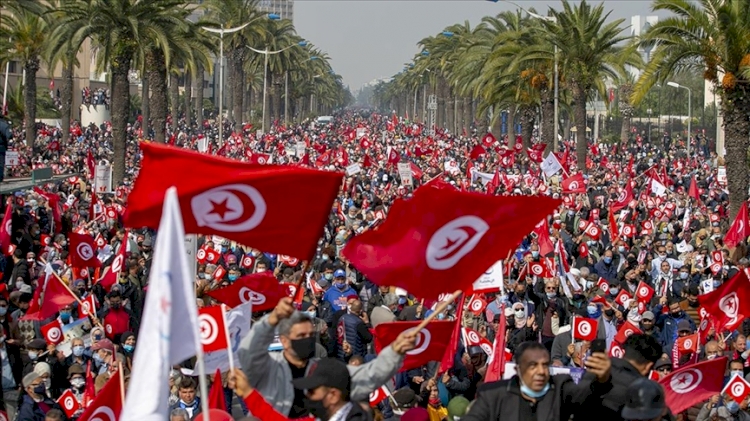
top-left (394, 287), bottom-right (408, 297)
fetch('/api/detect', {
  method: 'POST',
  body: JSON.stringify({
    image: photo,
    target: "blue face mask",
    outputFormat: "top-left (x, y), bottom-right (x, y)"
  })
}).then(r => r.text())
top-left (93, 353), bottom-right (103, 363)
top-left (324, 273), bottom-right (333, 281)
top-left (679, 272), bottom-right (688, 280)
top-left (228, 274), bottom-right (239, 282)
top-left (60, 312), bottom-right (71, 323)
top-left (546, 292), bottom-right (556, 299)
top-left (520, 380), bottom-right (550, 399)
top-left (587, 305), bottom-right (598, 316)
top-left (304, 310), bottom-right (317, 319)
top-left (610, 287), bottom-right (619, 295)
top-left (221, 247), bottom-right (228, 253)
top-left (618, 246), bottom-right (625, 253)
top-left (398, 297), bottom-right (407, 305)
top-left (714, 281), bottom-right (722, 288)
top-left (437, 313), bottom-right (446, 320)
top-left (122, 344), bottom-right (134, 353)
top-left (72, 346), bottom-right (84, 357)
top-left (603, 257), bottom-right (612, 264)
top-left (726, 401), bottom-right (740, 414)
top-left (531, 251), bottom-right (539, 258)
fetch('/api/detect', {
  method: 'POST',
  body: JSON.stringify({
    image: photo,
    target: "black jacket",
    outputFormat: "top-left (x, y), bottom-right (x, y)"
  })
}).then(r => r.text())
top-left (463, 373), bottom-right (611, 421)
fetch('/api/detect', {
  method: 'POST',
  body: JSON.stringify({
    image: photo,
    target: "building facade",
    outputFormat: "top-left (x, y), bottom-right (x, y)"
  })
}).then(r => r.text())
top-left (257, 0), bottom-right (294, 23)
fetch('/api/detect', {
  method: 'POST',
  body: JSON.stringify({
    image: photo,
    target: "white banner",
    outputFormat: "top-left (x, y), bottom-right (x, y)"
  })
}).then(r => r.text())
top-left (197, 137), bottom-right (208, 153)
top-left (295, 141), bottom-right (306, 157)
top-left (541, 153), bottom-right (563, 177)
top-left (4, 151), bottom-right (19, 167)
top-left (356, 128), bottom-right (365, 139)
top-left (717, 167), bottom-right (727, 185)
top-left (346, 163), bottom-right (362, 176)
top-left (444, 160), bottom-right (460, 175)
top-left (397, 162), bottom-right (413, 186)
top-left (204, 302), bottom-right (253, 373)
top-left (473, 261), bottom-right (504, 293)
top-left (94, 163), bottom-right (113, 193)
top-left (184, 234), bottom-right (197, 282)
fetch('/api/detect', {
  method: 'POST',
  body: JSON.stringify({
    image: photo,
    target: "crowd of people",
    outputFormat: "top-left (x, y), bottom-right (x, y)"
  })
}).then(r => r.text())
top-left (0, 107), bottom-right (741, 421)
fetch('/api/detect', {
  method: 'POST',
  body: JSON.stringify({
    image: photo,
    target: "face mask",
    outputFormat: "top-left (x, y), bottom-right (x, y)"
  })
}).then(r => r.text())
top-left (587, 305), bottom-right (598, 315)
top-left (28, 351), bottom-right (38, 361)
top-left (587, 241), bottom-right (595, 246)
top-left (604, 309), bottom-right (615, 318)
top-left (118, 277), bottom-right (128, 284)
top-left (15, 282), bottom-right (24, 291)
top-left (323, 273), bottom-right (333, 281)
top-left (0, 307), bottom-right (7, 317)
top-left (71, 378), bottom-right (85, 389)
top-left (546, 292), bottom-right (556, 299)
top-left (618, 246), bottom-right (625, 253)
top-left (398, 297), bottom-right (407, 305)
top-left (671, 311), bottom-right (681, 318)
top-left (727, 401), bottom-right (740, 414)
top-left (321, 254), bottom-right (329, 261)
top-left (228, 274), bottom-right (239, 282)
top-left (304, 397), bottom-right (328, 421)
top-left (520, 379), bottom-right (550, 399)
top-left (568, 210), bottom-right (575, 216)
top-left (679, 272), bottom-right (688, 280)
top-left (200, 273), bottom-right (208, 280)
top-left (658, 254), bottom-right (666, 260)
top-left (111, 303), bottom-right (121, 310)
top-left (43, 379), bottom-right (51, 389)
top-left (585, 281), bottom-right (594, 290)
top-left (93, 353), bottom-right (103, 363)
top-left (60, 312), bottom-right (71, 323)
top-left (304, 310), bottom-right (317, 319)
top-left (72, 346), bottom-right (84, 357)
top-left (290, 337), bottom-right (317, 360)
top-left (731, 370), bottom-right (744, 379)
top-left (531, 251), bottom-right (539, 258)
top-left (123, 344), bottom-right (134, 353)
top-left (429, 397), bottom-right (442, 406)
top-left (33, 384), bottom-right (46, 396)
top-left (515, 310), bottom-right (525, 319)
top-left (437, 312), bottom-right (446, 320)
top-left (497, 294), bottom-right (508, 303)
top-left (609, 287), bottom-right (619, 295)
top-left (603, 257), bottom-right (612, 264)
top-left (713, 281), bottom-right (722, 288)
top-left (221, 247), bottom-right (228, 253)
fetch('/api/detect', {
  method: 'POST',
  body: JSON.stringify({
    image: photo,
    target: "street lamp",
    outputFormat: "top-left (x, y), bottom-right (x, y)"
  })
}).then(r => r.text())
top-left (200, 13), bottom-right (279, 144)
top-left (248, 40), bottom-right (308, 133)
top-left (666, 81), bottom-right (692, 155)
top-left (494, 0), bottom-right (559, 151)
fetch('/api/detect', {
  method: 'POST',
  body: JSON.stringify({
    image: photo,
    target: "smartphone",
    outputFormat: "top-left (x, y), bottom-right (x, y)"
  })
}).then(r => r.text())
top-left (590, 339), bottom-right (606, 354)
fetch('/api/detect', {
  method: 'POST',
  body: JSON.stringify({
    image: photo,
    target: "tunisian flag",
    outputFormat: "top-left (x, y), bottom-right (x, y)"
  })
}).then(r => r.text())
top-left (125, 143), bottom-right (343, 258)
top-left (204, 272), bottom-right (286, 312)
top-left (561, 173), bottom-right (586, 194)
top-left (78, 370), bottom-right (123, 421)
top-left (69, 233), bottom-right (102, 268)
top-left (724, 201), bottom-right (749, 249)
top-left (374, 321), bottom-right (454, 372)
top-left (660, 357), bottom-right (726, 414)
top-left (699, 270), bottom-right (750, 331)
top-left (342, 186), bottom-right (559, 301)
top-left (610, 182), bottom-right (634, 213)
top-left (0, 199), bottom-right (12, 256)
top-left (484, 303), bottom-right (507, 382)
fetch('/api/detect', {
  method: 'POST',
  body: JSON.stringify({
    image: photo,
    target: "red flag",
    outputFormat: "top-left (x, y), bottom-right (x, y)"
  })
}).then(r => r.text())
top-left (611, 182), bottom-right (634, 213)
top-left (676, 333), bottom-right (699, 354)
top-left (198, 306), bottom-right (229, 353)
top-left (440, 296), bottom-right (465, 373)
top-left (482, 133), bottom-right (496, 147)
top-left (57, 389), bottom-right (82, 419)
top-left (83, 361), bottom-right (96, 408)
top-left (573, 317), bottom-right (598, 341)
top-left (659, 357), bottom-right (727, 414)
top-left (86, 150), bottom-right (96, 177)
top-left (596, 277), bottom-right (610, 294)
top-left (484, 304), bottom-right (507, 382)
top-left (69, 233), bottom-right (102, 268)
top-left (467, 294), bottom-right (488, 316)
top-left (0, 199), bottom-right (12, 256)
top-left (614, 289), bottom-right (632, 307)
top-left (387, 148), bottom-right (400, 165)
top-left (723, 373), bottom-right (750, 404)
top-left (724, 201), bottom-right (749, 249)
top-left (613, 321), bottom-right (642, 345)
top-left (700, 270), bottom-right (750, 331)
top-left (125, 142), bottom-right (343, 258)
top-left (608, 206), bottom-right (619, 240)
top-left (635, 281), bottom-right (655, 303)
top-left (208, 369), bottom-right (226, 411)
top-left (41, 319), bottom-right (64, 345)
top-left (529, 261), bottom-right (553, 278)
top-left (342, 186), bottom-right (559, 300)
top-left (561, 173), bottom-right (586, 194)
top-left (370, 386), bottom-right (389, 407)
top-left (78, 369), bottom-right (123, 421)
top-left (688, 174), bottom-right (701, 203)
top-left (204, 272), bottom-right (286, 311)
top-left (315, 150), bottom-right (331, 167)
top-left (100, 238), bottom-right (127, 291)
top-left (532, 219), bottom-right (554, 257)
top-left (374, 321), bottom-right (454, 372)
top-left (248, 153), bottom-right (271, 165)
top-left (526, 147), bottom-right (543, 163)
top-left (470, 145), bottom-right (487, 160)
top-left (37, 276), bottom-right (77, 320)
top-left (79, 294), bottom-right (97, 319)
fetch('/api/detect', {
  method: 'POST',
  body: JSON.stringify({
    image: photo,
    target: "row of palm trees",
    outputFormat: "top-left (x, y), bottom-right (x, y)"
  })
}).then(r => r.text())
top-left (374, 0), bottom-right (750, 218)
top-left (0, 0), bottom-right (352, 184)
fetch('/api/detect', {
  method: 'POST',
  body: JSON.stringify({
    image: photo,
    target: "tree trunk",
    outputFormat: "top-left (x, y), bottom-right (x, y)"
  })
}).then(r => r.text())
top-left (60, 60), bottom-right (73, 145)
top-left (169, 71), bottom-right (179, 132)
top-left (619, 84), bottom-right (634, 146)
top-left (263, 71), bottom-right (272, 131)
top-left (520, 106), bottom-right (534, 150)
top-left (141, 73), bottom-right (149, 135)
top-left (446, 90), bottom-right (454, 134)
top-left (491, 107), bottom-right (502, 139)
top-left (111, 53), bottom-right (131, 185)
top-left (571, 81), bottom-right (588, 173)
top-left (508, 105), bottom-right (517, 148)
top-left (24, 57), bottom-right (39, 149)
top-left (723, 88), bottom-right (750, 220)
top-left (231, 47), bottom-right (244, 124)
top-left (244, 83), bottom-right (251, 122)
top-left (463, 97), bottom-right (471, 136)
top-left (147, 49), bottom-right (168, 143)
top-left (184, 69), bottom-right (191, 125)
top-left (195, 63), bottom-right (204, 127)
top-left (541, 87), bottom-right (554, 156)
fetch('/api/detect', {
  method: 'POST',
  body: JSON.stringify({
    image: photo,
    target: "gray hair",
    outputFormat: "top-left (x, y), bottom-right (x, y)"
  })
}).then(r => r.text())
top-left (579, 267), bottom-right (590, 278)
top-left (383, 293), bottom-right (399, 307)
top-left (170, 408), bottom-right (189, 421)
top-left (278, 311), bottom-right (313, 337)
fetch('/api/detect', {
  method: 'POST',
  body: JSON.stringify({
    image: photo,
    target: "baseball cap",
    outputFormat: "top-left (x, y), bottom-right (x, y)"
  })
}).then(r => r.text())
top-left (641, 311), bottom-right (655, 321)
top-left (92, 338), bottom-right (115, 353)
top-left (677, 320), bottom-right (692, 332)
top-left (333, 269), bottom-right (346, 279)
top-left (291, 358), bottom-right (351, 392)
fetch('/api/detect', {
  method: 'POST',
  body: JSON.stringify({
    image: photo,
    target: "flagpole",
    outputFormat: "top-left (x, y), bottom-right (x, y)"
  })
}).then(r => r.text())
top-left (118, 361), bottom-right (126, 405)
top-left (196, 338), bottom-right (211, 421)
top-left (413, 289), bottom-right (462, 332)
top-left (222, 305), bottom-right (234, 372)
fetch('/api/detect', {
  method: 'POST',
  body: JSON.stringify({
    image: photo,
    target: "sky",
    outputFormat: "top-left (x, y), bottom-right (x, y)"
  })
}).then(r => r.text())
top-left (294, 1), bottom-right (671, 91)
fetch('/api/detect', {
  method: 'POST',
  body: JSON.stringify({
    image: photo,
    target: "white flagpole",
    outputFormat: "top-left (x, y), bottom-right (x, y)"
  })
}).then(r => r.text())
top-left (222, 304), bottom-right (235, 372)
top-left (196, 339), bottom-right (211, 421)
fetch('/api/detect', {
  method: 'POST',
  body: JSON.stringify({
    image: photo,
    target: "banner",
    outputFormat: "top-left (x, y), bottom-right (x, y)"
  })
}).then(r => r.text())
top-left (472, 261), bottom-right (504, 293)
top-left (4, 151), bottom-right (19, 167)
top-left (397, 163), bottom-right (413, 186)
top-left (94, 161), bottom-right (113, 193)
top-left (203, 302), bottom-right (253, 373)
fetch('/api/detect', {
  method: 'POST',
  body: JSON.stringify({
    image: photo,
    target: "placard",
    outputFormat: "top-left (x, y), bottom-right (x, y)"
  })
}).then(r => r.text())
top-left (472, 261), bottom-right (504, 293)
top-left (356, 128), bottom-right (365, 139)
top-left (4, 151), bottom-right (19, 167)
top-left (397, 162), bottom-right (413, 186)
top-left (94, 162), bottom-right (112, 193)
top-left (346, 163), bottom-right (362, 176)
top-left (184, 234), bottom-right (197, 281)
top-left (295, 141), bottom-right (306, 157)
top-left (717, 166), bottom-right (727, 185)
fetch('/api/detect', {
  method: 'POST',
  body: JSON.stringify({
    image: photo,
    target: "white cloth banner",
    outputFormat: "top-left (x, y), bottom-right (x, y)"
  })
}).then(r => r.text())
top-left (121, 188), bottom-right (202, 420)
top-left (540, 153), bottom-right (563, 177)
top-left (473, 261), bottom-right (504, 293)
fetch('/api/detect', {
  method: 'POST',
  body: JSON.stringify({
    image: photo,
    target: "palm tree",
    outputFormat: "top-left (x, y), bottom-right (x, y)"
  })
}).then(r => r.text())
top-left (48, 0), bottom-right (193, 183)
top-left (542, 0), bottom-right (639, 170)
top-left (633, 0), bottom-right (750, 218)
top-left (0, 1), bottom-right (50, 148)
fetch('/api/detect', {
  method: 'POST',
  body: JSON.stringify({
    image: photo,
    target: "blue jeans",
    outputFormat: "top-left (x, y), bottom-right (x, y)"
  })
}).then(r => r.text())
top-left (224, 387), bottom-right (248, 416)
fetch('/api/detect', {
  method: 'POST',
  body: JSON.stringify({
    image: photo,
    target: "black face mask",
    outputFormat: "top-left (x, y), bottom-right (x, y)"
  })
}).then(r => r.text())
top-left (290, 337), bottom-right (317, 360)
top-left (304, 397), bottom-right (328, 421)
top-left (604, 309), bottom-right (615, 318)
top-left (671, 311), bottom-right (682, 318)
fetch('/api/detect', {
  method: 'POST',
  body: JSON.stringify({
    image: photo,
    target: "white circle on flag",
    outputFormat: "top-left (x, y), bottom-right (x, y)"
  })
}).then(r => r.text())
top-left (470, 300), bottom-right (483, 312)
top-left (46, 327), bottom-right (61, 343)
top-left (239, 287), bottom-right (265, 305)
top-left (111, 255), bottom-right (123, 273)
top-left (683, 339), bottom-right (693, 350)
top-left (90, 406), bottom-right (116, 421)
top-left (531, 264), bottom-right (543, 276)
top-left (624, 329), bottom-right (634, 337)
top-left (425, 216), bottom-right (489, 270)
top-left (196, 249), bottom-right (206, 260)
top-left (670, 368), bottom-right (703, 394)
top-left (198, 313), bottom-right (219, 345)
top-left (611, 345), bottom-right (624, 358)
top-left (577, 321), bottom-right (591, 337)
top-left (732, 380), bottom-right (746, 398)
top-left (467, 330), bottom-right (480, 344)
top-left (406, 328), bottom-right (432, 356)
top-left (77, 243), bottom-right (94, 261)
top-left (81, 301), bottom-right (91, 315)
top-left (64, 396), bottom-right (76, 411)
top-left (639, 287), bottom-right (649, 297)
top-left (569, 181), bottom-right (579, 190)
top-left (480, 343), bottom-right (493, 355)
